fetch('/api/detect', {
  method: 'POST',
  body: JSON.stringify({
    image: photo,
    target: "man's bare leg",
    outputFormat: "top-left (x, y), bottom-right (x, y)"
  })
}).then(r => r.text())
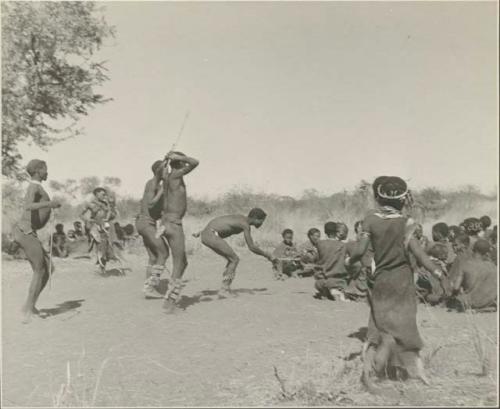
top-left (201, 230), bottom-right (239, 298)
top-left (163, 222), bottom-right (187, 313)
top-left (20, 235), bottom-right (49, 323)
top-left (139, 225), bottom-right (169, 298)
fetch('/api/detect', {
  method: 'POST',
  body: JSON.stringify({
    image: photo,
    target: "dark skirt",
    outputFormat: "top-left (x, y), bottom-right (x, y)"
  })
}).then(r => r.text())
top-left (367, 264), bottom-right (423, 352)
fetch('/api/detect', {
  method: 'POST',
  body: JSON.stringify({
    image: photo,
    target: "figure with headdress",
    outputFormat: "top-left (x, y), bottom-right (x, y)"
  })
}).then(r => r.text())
top-left (346, 176), bottom-right (441, 391)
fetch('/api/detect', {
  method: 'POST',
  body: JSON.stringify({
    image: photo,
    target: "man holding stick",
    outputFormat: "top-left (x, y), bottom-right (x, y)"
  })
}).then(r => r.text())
top-left (161, 151), bottom-right (199, 313)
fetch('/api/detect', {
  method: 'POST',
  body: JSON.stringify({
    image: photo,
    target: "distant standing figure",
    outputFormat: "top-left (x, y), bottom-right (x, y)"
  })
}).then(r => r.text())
top-left (12, 159), bottom-right (61, 323)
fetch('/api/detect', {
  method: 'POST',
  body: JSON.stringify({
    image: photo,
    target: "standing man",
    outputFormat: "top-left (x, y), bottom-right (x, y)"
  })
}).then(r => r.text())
top-left (196, 208), bottom-right (276, 298)
top-left (135, 160), bottom-right (170, 298)
top-left (12, 159), bottom-right (61, 323)
top-left (161, 151), bottom-right (199, 313)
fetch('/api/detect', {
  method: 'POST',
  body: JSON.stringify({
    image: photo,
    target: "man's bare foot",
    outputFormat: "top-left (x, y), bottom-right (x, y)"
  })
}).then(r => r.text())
top-left (143, 283), bottom-right (163, 299)
top-left (218, 288), bottom-right (237, 299)
top-left (162, 299), bottom-right (180, 314)
top-left (22, 311), bottom-right (33, 324)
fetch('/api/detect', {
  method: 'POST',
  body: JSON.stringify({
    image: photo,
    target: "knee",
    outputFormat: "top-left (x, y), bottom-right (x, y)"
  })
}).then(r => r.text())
top-left (228, 254), bottom-right (240, 265)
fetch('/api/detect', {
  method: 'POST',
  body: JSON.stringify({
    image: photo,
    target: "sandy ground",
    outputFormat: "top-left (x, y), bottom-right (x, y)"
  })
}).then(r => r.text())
top-left (2, 248), bottom-right (498, 407)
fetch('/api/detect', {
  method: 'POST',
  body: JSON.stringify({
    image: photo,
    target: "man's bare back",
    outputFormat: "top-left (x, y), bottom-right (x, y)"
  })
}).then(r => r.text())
top-left (162, 151), bottom-right (198, 222)
top-left (203, 215), bottom-right (249, 239)
top-left (140, 177), bottom-right (164, 220)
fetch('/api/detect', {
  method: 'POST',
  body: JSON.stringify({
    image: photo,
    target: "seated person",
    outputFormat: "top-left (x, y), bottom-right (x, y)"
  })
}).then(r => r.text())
top-left (479, 215), bottom-right (493, 240)
top-left (67, 230), bottom-right (76, 241)
top-left (313, 222), bottom-right (350, 301)
top-left (430, 222), bottom-right (456, 267)
top-left (73, 221), bottom-right (85, 239)
top-left (272, 229), bottom-right (301, 279)
top-left (415, 242), bottom-right (450, 305)
top-left (51, 223), bottom-right (68, 258)
top-left (344, 220), bottom-right (373, 300)
top-left (448, 239), bottom-right (497, 312)
top-left (448, 225), bottom-right (461, 243)
top-left (489, 225), bottom-right (497, 265)
top-left (414, 223), bottom-right (430, 250)
top-left (462, 217), bottom-right (482, 250)
top-left (299, 228), bottom-right (321, 264)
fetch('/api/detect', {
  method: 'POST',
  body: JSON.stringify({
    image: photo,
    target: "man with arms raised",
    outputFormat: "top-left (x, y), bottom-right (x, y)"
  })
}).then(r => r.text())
top-left (161, 151), bottom-right (199, 313)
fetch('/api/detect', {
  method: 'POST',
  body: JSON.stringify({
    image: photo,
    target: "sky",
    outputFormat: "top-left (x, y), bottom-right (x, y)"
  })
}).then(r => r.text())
top-left (18, 1), bottom-right (498, 200)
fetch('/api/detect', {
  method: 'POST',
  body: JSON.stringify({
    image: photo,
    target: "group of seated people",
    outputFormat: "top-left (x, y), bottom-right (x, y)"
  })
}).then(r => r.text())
top-left (272, 215), bottom-right (497, 312)
top-left (49, 220), bottom-right (137, 258)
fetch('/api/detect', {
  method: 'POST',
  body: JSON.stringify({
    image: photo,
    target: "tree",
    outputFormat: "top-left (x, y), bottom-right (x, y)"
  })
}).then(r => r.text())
top-left (1, 1), bottom-right (115, 178)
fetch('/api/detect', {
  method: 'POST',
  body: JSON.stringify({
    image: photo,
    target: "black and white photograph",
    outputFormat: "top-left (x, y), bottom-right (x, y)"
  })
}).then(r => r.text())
top-left (1, 0), bottom-right (498, 407)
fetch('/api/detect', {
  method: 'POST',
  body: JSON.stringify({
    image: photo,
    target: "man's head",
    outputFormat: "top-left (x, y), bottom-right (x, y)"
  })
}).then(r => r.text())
top-left (335, 222), bottom-right (348, 241)
top-left (55, 223), bottom-right (64, 234)
top-left (448, 225), bottom-right (461, 241)
top-left (427, 242), bottom-right (448, 262)
top-left (26, 159), bottom-right (48, 181)
top-left (432, 222), bottom-right (449, 242)
top-left (472, 239), bottom-right (491, 258)
top-left (372, 176), bottom-right (408, 210)
top-left (307, 228), bottom-right (321, 245)
top-left (151, 160), bottom-right (164, 175)
top-left (354, 221), bottom-right (363, 236)
top-left (452, 233), bottom-right (470, 254)
top-left (324, 221), bottom-right (337, 238)
top-left (463, 217), bottom-right (482, 237)
top-left (93, 187), bottom-right (107, 201)
top-left (73, 221), bottom-right (82, 231)
top-left (169, 151), bottom-right (186, 169)
top-left (281, 229), bottom-right (294, 245)
top-left (248, 208), bottom-right (267, 228)
top-left (414, 223), bottom-right (424, 240)
top-left (480, 215), bottom-right (492, 231)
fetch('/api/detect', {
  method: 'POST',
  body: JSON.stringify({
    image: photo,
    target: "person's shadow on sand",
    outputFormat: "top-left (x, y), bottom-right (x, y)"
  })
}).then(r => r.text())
top-left (38, 299), bottom-right (85, 318)
top-left (348, 326), bottom-right (368, 342)
top-left (177, 287), bottom-right (269, 310)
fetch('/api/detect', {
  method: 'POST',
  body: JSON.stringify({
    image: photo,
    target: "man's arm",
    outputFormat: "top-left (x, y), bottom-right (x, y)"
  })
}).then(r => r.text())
top-left (346, 236), bottom-right (371, 266)
top-left (167, 152), bottom-right (199, 177)
top-left (23, 185), bottom-right (59, 211)
top-left (146, 179), bottom-right (164, 209)
top-left (408, 238), bottom-right (443, 277)
top-left (243, 226), bottom-right (275, 262)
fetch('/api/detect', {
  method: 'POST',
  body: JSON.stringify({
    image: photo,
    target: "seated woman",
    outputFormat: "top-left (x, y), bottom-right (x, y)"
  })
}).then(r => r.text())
top-left (298, 228), bottom-right (321, 276)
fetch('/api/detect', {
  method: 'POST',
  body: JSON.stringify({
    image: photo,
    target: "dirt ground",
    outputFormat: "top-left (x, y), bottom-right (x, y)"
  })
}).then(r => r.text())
top-left (2, 248), bottom-right (498, 407)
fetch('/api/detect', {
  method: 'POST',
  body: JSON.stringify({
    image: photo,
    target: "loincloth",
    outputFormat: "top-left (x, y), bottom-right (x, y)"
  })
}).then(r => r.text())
top-left (163, 214), bottom-right (183, 226)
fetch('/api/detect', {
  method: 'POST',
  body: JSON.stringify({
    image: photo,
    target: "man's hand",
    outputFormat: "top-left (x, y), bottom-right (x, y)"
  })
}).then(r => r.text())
top-left (165, 151), bottom-right (183, 161)
top-left (49, 200), bottom-right (62, 209)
